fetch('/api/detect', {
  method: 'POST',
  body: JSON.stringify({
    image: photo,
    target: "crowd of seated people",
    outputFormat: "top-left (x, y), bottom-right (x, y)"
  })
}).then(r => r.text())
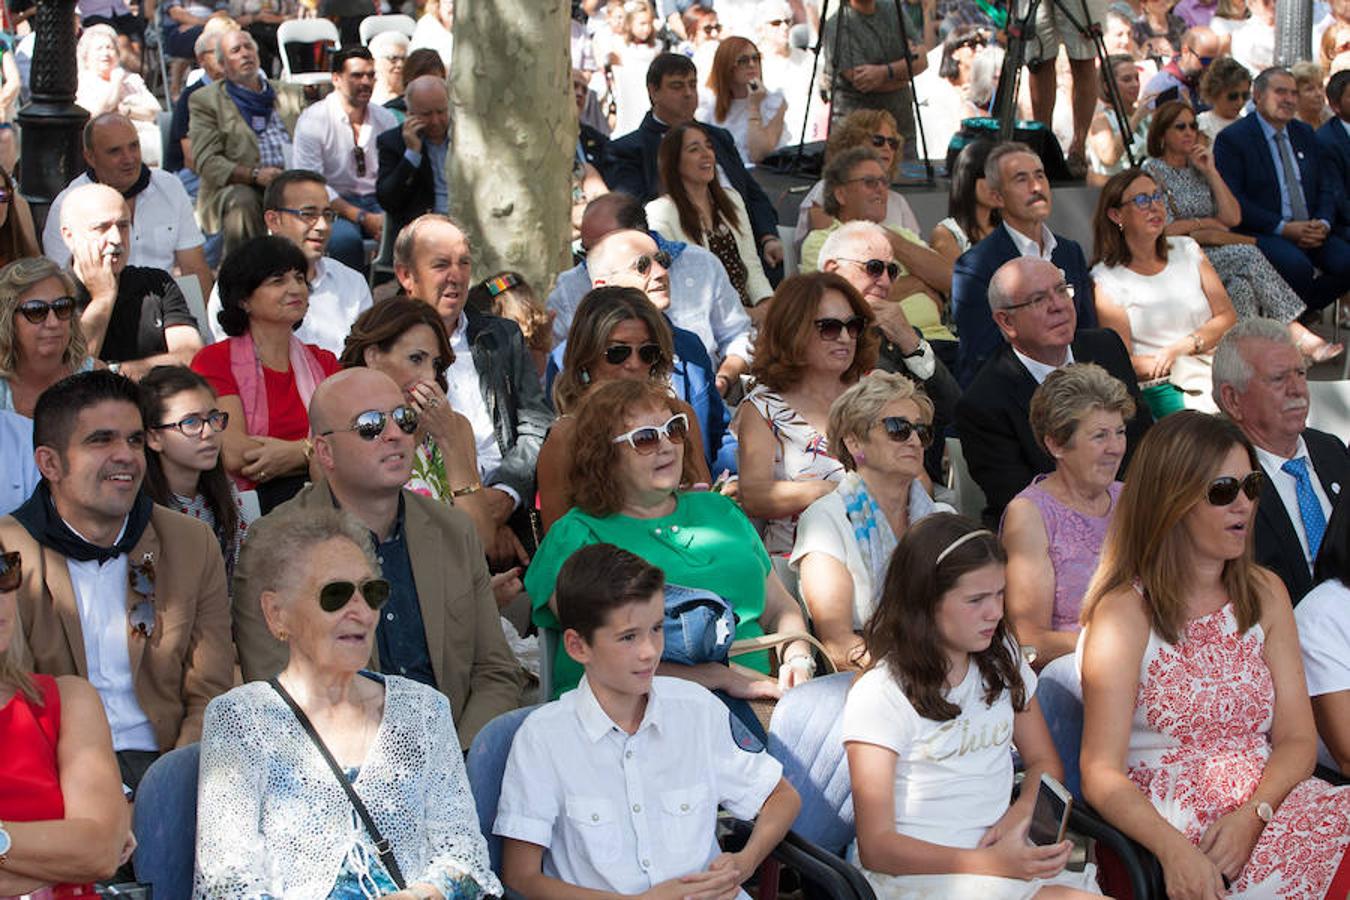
top-left (4, 1), bottom-right (1350, 896)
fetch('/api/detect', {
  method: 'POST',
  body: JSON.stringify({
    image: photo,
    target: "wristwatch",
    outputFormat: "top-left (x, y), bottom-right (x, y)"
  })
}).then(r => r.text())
top-left (0, 819), bottom-right (11, 865)
top-left (1254, 800), bottom-right (1274, 825)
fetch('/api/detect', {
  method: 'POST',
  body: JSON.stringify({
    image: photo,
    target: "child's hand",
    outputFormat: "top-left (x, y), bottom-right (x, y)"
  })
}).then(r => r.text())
top-left (982, 818), bottom-right (1072, 880)
top-left (977, 802), bottom-right (1031, 849)
top-left (641, 863), bottom-right (740, 900)
top-left (719, 666), bottom-right (783, 701)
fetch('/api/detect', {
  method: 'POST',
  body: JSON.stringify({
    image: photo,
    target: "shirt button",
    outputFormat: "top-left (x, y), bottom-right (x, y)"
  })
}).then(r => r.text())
top-left (653, 528), bottom-right (663, 536)
top-left (625, 750), bottom-right (633, 759)
top-left (591, 813), bottom-right (599, 822)
top-left (670, 525), bottom-right (680, 534)
top-left (680, 803), bottom-right (689, 811)
top-left (386, 612), bottom-right (395, 621)
top-left (632, 803), bottom-right (641, 813)
top-left (642, 858), bottom-right (651, 868)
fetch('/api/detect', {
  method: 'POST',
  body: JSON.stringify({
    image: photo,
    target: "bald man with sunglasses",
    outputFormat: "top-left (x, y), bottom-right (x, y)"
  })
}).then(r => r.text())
top-left (231, 367), bottom-right (524, 750)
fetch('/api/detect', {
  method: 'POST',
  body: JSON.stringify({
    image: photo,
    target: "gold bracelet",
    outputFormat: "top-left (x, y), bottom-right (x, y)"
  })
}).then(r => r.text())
top-left (450, 481), bottom-right (483, 498)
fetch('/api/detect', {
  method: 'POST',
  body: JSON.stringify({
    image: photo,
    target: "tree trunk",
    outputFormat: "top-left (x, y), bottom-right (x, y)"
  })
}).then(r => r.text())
top-left (448, 0), bottom-right (574, 295)
top-left (1274, 0), bottom-right (1313, 66)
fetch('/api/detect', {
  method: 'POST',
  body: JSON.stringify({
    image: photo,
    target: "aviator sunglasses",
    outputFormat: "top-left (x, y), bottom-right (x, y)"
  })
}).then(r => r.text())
top-left (612, 413), bottom-right (689, 454)
top-left (320, 405), bottom-right (420, 440)
top-left (605, 342), bottom-right (663, 365)
top-left (1206, 471), bottom-right (1263, 506)
top-left (318, 577), bottom-right (392, 613)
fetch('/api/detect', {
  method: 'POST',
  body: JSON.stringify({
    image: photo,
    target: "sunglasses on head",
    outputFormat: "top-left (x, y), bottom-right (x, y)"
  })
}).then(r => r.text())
top-left (880, 416), bottom-right (933, 447)
top-left (1206, 471), bottom-right (1262, 506)
top-left (320, 405), bottom-right (420, 441)
top-left (0, 550), bottom-right (20, 592)
top-left (814, 316), bottom-right (865, 341)
top-left (604, 342), bottom-right (662, 365)
top-left (17, 296), bottom-right (77, 324)
top-left (631, 250), bottom-right (672, 275)
top-left (318, 577), bottom-right (391, 613)
top-left (612, 412), bottom-right (688, 454)
top-left (869, 133), bottom-right (901, 150)
top-left (841, 257), bottom-right (900, 279)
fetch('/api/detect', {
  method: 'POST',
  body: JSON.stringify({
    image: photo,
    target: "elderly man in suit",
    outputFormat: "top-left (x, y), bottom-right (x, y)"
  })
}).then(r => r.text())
top-left (231, 367), bottom-right (524, 749)
top-left (956, 257), bottom-right (1152, 526)
top-left (949, 141), bottom-right (1097, 387)
top-left (376, 75), bottom-right (450, 241)
top-left (1214, 318), bottom-right (1350, 605)
top-left (189, 28), bottom-right (306, 260)
top-left (0, 370), bottom-right (232, 793)
top-left (1215, 66), bottom-right (1350, 312)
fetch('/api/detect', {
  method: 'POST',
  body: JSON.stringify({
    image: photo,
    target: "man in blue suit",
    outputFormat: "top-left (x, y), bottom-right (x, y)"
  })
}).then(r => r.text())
top-left (1216, 66), bottom-right (1350, 312)
top-left (949, 142), bottom-right (1097, 387)
top-left (1316, 69), bottom-right (1350, 242)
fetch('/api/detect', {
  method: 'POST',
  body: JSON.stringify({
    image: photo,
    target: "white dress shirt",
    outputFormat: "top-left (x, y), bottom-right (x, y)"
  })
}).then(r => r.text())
top-left (64, 517), bottom-right (158, 752)
top-left (205, 255), bottom-right (374, 356)
top-left (0, 410), bottom-right (38, 516)
top-left (1012, 345), bottom-right (1074, 385)
top-left (494, 676), bottom-right (781, 899)
top-left (446, 316), bottom-right (515, 505)
top-left (1003, 220), bottom-right (1058, 260)
top-left (291, 92), bottom-right (398, 198)
top-left (1255, 438), bottom-right (1335, 571)
top-left (44, 169), bottom-right (205, 272)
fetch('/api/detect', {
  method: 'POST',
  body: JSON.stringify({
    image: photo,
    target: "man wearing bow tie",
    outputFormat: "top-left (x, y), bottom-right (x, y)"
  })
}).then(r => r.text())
top-left (1214, 319), bottom-right (1350, 605)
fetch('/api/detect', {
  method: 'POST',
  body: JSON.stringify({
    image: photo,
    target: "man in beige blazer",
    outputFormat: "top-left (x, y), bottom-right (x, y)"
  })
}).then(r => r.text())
top-left (189, 28), bottom-right (307, 259)
top-left (0, 371), bottom-right (232, 792)
top-left (232, 368), bottom-right (524, 749)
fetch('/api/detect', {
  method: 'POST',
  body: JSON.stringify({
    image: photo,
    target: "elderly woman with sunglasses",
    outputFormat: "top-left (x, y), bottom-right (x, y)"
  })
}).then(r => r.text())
top-left (1090, 167), bottom-right (1237, 420)
top-left (737, 272), bottom-right (877, 555)
top-left (0, 258), bottom-right (97, 418)
top-left (196, 506), bottom-right (501, 900)
top-left (527, 378), bottom-right (815, 704)
top-left (789, 372), bottom-right (950, 672)
top-left (0, 546), bottom-right (134, 898)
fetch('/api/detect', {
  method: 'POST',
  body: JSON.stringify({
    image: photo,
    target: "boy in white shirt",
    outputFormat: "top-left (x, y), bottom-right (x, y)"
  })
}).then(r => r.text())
top-left (494, 542), bottom-right (800, 899)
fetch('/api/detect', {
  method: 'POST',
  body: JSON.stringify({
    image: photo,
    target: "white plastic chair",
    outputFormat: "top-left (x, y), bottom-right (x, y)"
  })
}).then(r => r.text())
top-left (277, 18), bottom-right (340, 86)
top-left (359, 14), bottom-right (416, 45)
top-left (173, 275), bottom-right (213, 345)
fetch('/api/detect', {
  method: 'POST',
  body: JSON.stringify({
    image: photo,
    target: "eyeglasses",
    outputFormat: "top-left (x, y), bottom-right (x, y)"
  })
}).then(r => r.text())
top-left (844, 174), bottom-right (888, 189)
top-left (16, 296), bottom-right (76, 324)
top-left (1001, 281), bottom-right (1075, 313)
top-left (630, 250), bottom-right (671, 275)
top-left (839, 257), bottom-right (900, 279)
top-left (319, 405), bottom-right (420, 440)
top-left (879, 416), bottom-right (933, 447)
top-left (1121, 189), bottom-right (1167, 210)
top-left (318, 578), bottom-right (391, 613)
top-left (0, 550), bottom-right (20, 592)
top-left (1170, 119), bottom-right (1199, 131)
top-left (276, 206), bottom-right (338, 225)
top-left (612, 412), bottom-right (689, 453)
top-left (1206, 471), bottom-right (1262, 506)
top-left (765, 17), bottom-right (790, 25)
top-left (735, 53), bottom-right (762, 66)
top-left (604, 342), bottom-right (663, 365)
top-left (151, 410), bottom-right (229, 438)
top-left (354, 147), bottom-right (367, 178)
top-left (869, 133), bottom-right (901, 151)
top-left (1225, 89), bottom-right (1251, 102)
top-left (381, 54), bottom-right (406, 63)
top-left (814, 316), bottom-right (866, 340)
top-left (702, 23), bottom-right (722, 34)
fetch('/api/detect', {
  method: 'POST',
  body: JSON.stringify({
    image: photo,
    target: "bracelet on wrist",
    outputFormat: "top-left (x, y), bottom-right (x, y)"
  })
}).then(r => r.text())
top-left (450, 481), bottom-right (483, 498)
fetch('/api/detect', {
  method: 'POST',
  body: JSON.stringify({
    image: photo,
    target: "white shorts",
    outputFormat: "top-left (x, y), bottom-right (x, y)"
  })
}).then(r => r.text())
top-left (1032, 0), bottom-right (1109, 61)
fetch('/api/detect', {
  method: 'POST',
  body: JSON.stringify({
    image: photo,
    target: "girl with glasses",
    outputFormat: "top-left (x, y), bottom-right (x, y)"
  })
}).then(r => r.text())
top-left (699, 35), bottom-right (788, 168)
top-left (0, 258), bottom-right (95, 418)
top-left (1080, 411), bottom-right (1350, 900)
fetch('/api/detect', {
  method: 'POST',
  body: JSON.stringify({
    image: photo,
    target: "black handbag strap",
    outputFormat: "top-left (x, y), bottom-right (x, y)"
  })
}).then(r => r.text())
top-left (268, 677), bottom-right (406, 889)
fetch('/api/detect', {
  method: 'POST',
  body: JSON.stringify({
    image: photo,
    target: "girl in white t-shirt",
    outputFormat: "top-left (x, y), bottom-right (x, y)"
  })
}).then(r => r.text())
top-left (842, 514), bottom-right (1103, 900)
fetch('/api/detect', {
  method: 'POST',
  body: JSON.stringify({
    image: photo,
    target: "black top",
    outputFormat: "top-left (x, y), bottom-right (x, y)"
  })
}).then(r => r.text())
top-left (76, 265), bottom-right (197, 364)
top-left (166, 78), bottom-right (209, 173)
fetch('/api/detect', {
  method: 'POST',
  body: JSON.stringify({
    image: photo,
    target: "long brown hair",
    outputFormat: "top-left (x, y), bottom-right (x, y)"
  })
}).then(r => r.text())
top-left (657, 122), bottom-right (741, 245)
top-left (749, 272), bottom-right (877, 393)
top-left (861, 513), bottom-right (1026, 721)
top-left (339, 296), bottom-right (453, 393)
top-left (553, 286), bottom-right (674, 415)
top-left (1091, 167), bottom-right (1170, 268)
top-left (1080, 411), bottom-right (1263, 644)
top-left (0, 169), bottom-right (37, 266)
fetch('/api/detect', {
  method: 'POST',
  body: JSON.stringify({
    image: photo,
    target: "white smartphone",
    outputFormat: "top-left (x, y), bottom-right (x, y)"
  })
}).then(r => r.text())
top-left (1027, 773), bottom-right (1074, 846)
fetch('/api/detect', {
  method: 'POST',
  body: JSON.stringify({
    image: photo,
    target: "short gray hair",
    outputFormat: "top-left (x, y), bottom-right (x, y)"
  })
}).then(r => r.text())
top-left (194, 27), bottom-right (222, 59)
top-left (818, 219), bottom-right (886, 269)
top-left (987, 256), bottom-right (1052, 311)
top-left (984, 140), bottom-right (1034, 191)
top-left (215, 29), bottom-right (257, 67)
top-left (828, 370), bottom-right (934, 471)
top-left (236, 507), bottom-right (378, 619)
top-left (368, 30), bottom-right (409, 58)
top-left (1253, 65), bottom-right (1293, 96)
top-left (821, 146), bottom-right (881, 218)
top-left (1211, 317), bottom-right (1294, 406)
top-left (393, 212), bottom-right (469, 271)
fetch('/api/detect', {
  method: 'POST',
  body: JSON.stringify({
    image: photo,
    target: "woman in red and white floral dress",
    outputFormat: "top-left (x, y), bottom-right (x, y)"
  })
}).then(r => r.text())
top-left (1078, 411), bottom-right (1350, 900)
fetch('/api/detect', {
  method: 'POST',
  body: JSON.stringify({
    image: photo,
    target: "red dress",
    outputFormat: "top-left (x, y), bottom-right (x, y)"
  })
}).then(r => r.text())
top-left (0, 674), bottom-right (94, 897)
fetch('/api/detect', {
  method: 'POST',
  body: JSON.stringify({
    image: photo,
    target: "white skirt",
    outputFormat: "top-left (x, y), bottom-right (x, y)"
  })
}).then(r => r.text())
top-left (860, 863), bottom-right (1102, 900)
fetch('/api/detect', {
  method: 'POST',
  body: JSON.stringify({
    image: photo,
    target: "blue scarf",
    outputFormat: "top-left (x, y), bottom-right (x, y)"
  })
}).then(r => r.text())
top-left (224, 77), bottom-right (277, 135)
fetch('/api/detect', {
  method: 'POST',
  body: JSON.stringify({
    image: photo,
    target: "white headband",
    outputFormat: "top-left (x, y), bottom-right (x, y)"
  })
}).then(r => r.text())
top-left (935, 529), bottom-right (994, 566)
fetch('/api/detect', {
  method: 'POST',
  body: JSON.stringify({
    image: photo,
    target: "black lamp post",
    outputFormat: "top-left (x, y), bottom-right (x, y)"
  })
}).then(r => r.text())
top-left (18, 0), bottom-right (89, 235)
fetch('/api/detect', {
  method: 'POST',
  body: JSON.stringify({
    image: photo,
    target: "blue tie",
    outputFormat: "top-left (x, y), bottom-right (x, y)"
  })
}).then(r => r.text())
top-left (1281, 457), bottom-right (1327, 561)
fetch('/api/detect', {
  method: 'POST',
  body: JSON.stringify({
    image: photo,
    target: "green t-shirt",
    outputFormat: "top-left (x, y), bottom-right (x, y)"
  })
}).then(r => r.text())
top-left (525, 491), bottom-right (773, 699)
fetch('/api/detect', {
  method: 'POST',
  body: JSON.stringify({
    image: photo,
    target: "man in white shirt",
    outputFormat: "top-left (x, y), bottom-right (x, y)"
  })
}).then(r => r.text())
top-left (292, 45), bottom-right (397, 274)
top-left (44, 113), bottom-right (212, 299)
top-left (204, 169), bottom-right (374, 355)
top-left (1213, 318), bottom-right (1350, 605)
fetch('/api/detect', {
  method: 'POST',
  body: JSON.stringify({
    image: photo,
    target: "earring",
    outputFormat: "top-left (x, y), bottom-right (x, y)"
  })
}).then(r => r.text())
top-left (1116, 221), bottom-right (1123, 231)
top-left (275, 629), bottom-right (288, 641)
top-left (854, 451), bottom-right (866, 465)
top-left (580, 369), bottom-right (591, 384)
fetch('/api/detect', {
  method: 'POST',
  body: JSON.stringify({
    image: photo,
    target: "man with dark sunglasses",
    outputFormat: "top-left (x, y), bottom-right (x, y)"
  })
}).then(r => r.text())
top-left (1141, 26), bottom-right (1220, 111)
top-left (232, 368), bottom-right (524, 749)
top-left (0, 370), bottom-right (232, 795)
top-left (1213, 319), bottom-right (1350, 605)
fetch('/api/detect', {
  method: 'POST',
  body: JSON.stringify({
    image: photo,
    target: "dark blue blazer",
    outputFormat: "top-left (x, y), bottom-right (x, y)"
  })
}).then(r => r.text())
top-left (545, 319), bottom-right (739, 476)
top-left (949, 226), bottom-right (1096, 388)
top-left (1316, 117), bottom-right (1350, 237)
top-left (1214, 113), bottom-right (1336, 234)
top-left (603, 112), bottom-right (779, 245)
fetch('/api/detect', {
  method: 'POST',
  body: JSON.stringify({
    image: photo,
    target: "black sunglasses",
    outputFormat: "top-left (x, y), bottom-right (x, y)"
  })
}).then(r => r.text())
top-left (1225, 89), bottom-right (1251, 102)
top-left (318, 578), bottom-right (391, 613)
top-left (869, 133), bottom-right (900, 150)
top-left (605, 342), bottom-right (663, 365)
top-left (880, 416), bottom-right (933, 447)
top-left (814, 316), bottom-right (866, 341)
top-left (354, 146), bottom-right (367, 178)
top-left (17, 296), bottom-right (77, 324)
top-left (320, 405), bottom-right (419, 441)
top-left (632, 250), bottom-right (672, 275)
top-left (1206, 471), bottom-right (1263, 506)
top-left (0, 550), bottom-right (20, 592)
top-left (151, 410), bottom-right (229, 438)
top-left (840, 257), bottom-right (900, 279)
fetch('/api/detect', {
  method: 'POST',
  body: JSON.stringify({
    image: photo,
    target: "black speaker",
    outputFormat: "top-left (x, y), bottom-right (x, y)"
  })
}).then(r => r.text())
top-left (945, 117), bottom-right (1072, 182)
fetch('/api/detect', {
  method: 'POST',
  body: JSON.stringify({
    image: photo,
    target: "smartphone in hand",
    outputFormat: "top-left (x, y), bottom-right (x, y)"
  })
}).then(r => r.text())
top-left (1027, 773), bottom-right (1074, 846)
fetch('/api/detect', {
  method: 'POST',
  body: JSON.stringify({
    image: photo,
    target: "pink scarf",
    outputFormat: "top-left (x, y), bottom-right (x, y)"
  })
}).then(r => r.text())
top-left (227, 333), bottom-right (326, 438)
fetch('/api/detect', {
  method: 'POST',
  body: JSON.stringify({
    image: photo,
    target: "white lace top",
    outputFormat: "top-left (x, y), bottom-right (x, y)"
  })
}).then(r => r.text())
top-left (193, 676), bottom-right (501, 899)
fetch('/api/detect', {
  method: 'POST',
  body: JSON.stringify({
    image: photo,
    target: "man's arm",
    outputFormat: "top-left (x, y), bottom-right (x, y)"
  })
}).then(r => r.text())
top-left (601, 134), bottom-right (655, 203)
top-left (176, 522), bottom-right (234, 746)
top-left (116, 326), bottom-right (203, 379)
top-left (1213, 129), bottom-right (1282, 234)
top-left (452, 522), bottom-right (525, 749)
top-left (375, 129), bottom-right (422, 218)
top-left (956, 391), bottom-right (1037, 528)
top-left (949, 253), bottom-right (997, 388)
top-left (719, 143), bottom-right (779, 244)
top-left (887, 227), bottom-right (952, 294)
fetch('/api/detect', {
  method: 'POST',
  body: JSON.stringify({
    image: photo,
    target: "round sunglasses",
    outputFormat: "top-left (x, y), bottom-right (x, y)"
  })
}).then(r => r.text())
top-left (1206, 472), bottom-right (1262, 506)
top-left (814, 316), bottom-right (866, 341)
top-left (0, 550), bottom-right (21, 592)
top-left (604, 342), bottom-right (662, 366)
top-left (318, 577), bottom-right (392, 613)
top-left (631, 250), bottom-right (672, 275)
top-left (16, 296), bottom-right (77, 324)
top-left (612, 413), bottom-right (689, 454)
top-left (879, 416), bottom-right (933, 447)
top-left (839, 257), bottom-right (900, 280)
top-left (319, 405), bottom-right (420, 441)
top-left (151, 410), bottom-right (229, 438)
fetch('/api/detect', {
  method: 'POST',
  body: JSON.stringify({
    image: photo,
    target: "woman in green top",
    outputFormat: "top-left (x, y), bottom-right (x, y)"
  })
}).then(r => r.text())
top-left (526, 378), bottom-right (816, 699)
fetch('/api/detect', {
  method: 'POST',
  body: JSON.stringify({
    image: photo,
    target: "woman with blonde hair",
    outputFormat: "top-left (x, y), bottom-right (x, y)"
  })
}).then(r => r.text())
top-left (699, 35), bottom-right (787, 167)
top-left (1292, 60), bottom-right (1331, 127)
top-left (1079, 411), bottom-right (1350, 900)
top-left (74, 24), bottom-right (163, 166)
top-left (0, 258), bottom-right (96, 417)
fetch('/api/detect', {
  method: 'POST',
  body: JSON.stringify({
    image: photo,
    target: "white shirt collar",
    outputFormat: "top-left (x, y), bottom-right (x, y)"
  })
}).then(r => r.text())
top-left (573, 675), bottom-right (664, 743)
top-left (1012, 344), bottom-right (1074, 384)
top-left (1003, 220), bottom-right (1056, 259)
top-left (1253, 434), bottom-right (1310, 469)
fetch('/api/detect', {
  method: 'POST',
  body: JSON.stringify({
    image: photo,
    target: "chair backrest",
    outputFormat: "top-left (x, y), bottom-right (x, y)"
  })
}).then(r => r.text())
top-left (277, 18), bottom-right (340, 85)
top-left (1036, 654), bottom-right (1085, 802)
top-left (132, 742), bottom-right (201, 898)
top-left (359, 13), bottom-right (416, 44)
top-left (766, 671), bottom-right (856, 856)
top-left (1307, 380), bottom-right (1350, 440)
top-left (778, 224), bottom-right (799, 277)
top-left (944, 436), bottom-right (987, 521)
top-left (465, 705), bottom-right (542, 875)
top-left (173, 274), bottom-right (212, 344)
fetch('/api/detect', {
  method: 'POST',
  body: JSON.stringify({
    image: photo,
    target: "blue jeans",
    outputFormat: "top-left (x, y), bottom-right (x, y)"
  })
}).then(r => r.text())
top-left (327, 192), bottom-right (381, 276)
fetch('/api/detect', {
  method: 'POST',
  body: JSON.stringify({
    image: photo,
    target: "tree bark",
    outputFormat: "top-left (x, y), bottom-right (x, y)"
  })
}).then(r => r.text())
top-left (448, 0), bottom-right (574, 295)
top-left (1274, 0), bottom-right (1313, 66)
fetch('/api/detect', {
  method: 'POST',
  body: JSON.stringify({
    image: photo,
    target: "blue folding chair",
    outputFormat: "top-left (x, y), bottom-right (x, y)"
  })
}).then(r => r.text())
top-left (132, 743), bottom-right (201, 899)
